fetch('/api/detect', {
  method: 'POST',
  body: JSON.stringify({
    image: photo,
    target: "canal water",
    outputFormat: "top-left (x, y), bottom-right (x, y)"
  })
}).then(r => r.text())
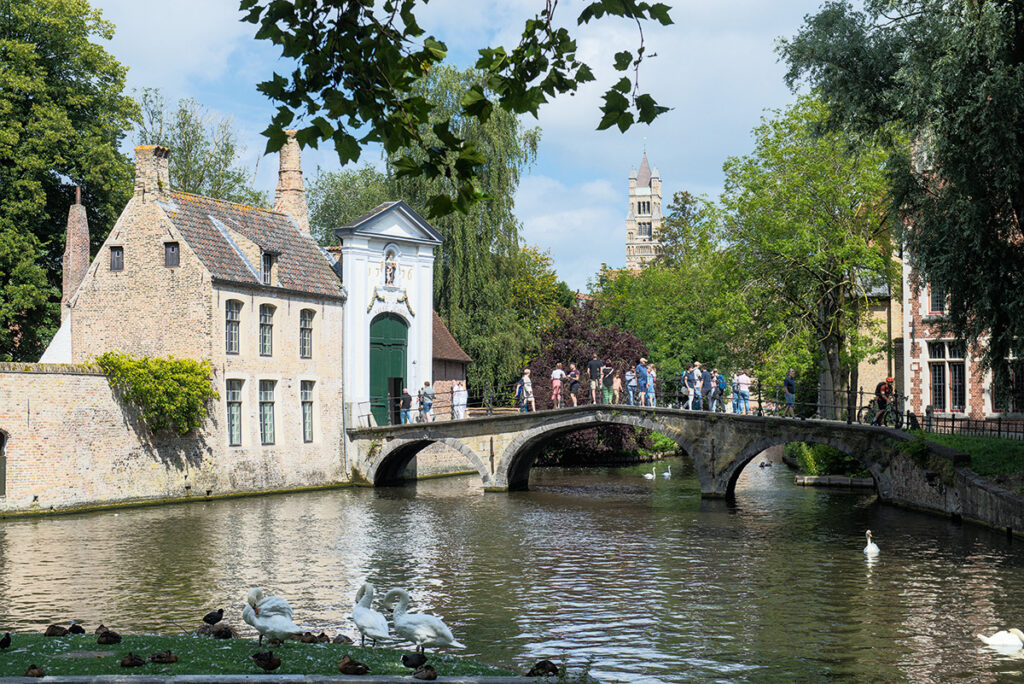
top-left (1, 456), bottom-right (1023, 682)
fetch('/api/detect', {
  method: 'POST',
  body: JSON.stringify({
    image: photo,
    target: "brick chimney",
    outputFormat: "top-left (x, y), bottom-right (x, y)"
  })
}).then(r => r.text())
top-left (273, 130), bottom-right (310, 234)
top-left (134, 145), bottom-right (171, 202)
top-left (62, 185), bottom-right (90, 320)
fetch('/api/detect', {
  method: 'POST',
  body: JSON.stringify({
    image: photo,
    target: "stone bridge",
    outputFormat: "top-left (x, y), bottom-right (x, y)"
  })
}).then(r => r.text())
top-left (347, 405), bottom-right (971, 513)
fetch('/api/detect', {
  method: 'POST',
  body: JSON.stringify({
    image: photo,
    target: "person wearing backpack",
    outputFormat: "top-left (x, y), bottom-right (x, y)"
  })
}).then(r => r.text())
top-left (713, 369), bottom-right (727, 412)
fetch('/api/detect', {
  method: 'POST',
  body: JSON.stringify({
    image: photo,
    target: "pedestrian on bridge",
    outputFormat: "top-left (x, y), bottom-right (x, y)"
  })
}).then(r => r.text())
top-left (635, 358), bottom-right (649, 407)
top-left (587, 354), bottom-right (602, 404)
top-left (647, 363), bottom-right (657, 407)
top-left (601, 361), bottom-right (615, 404)
top-left (783, 368), bottom-right (797, 417)
top-left (420, 381), bottom-right (435, 422)
top-left (683, 364), bottom-right (696, 410)
top-left (521, 368), bottom-right (536, 412)
top-left (613, 369), bottom-right (623, 404)
top-left (737, 370), bottom-right (751, 414)
top-left (625, 367), bottom-right (637, 405)
top-left (401, 388), bottom-right (412, 424)
top-left (550, 363), bottom-right (566, 409)
top-left (567, 364), bottom-right (581, 407)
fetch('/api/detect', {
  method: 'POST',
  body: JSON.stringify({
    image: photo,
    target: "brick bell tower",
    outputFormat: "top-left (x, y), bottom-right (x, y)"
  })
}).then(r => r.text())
top-left (273, 129), bottom-right (310, 234)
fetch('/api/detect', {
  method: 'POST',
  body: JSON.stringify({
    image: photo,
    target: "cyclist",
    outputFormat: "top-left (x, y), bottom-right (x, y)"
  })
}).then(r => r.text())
top-left (872, 376), bottom-right (895, 425)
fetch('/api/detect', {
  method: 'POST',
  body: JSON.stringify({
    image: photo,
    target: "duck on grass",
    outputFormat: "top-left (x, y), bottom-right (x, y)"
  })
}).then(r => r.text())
top-left (0, 632), bottom-right (514, 678)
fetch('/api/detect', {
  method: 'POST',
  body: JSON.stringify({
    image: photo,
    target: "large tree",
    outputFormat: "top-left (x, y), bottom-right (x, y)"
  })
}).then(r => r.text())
top-left (780, 0), bottom-right (1024, 394)
top-left (135, 88), bottom-right (267, 206)
top-left (240, 0), bottom-right (672, 216)
top-left (0, 0), bottom-right (138, 360)
top-left (721, 96), bottom-right (898, 417)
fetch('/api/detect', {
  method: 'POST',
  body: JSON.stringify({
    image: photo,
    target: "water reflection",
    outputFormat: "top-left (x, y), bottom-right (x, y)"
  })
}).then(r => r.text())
top-left (0, 456), bottom-right (1022, 682)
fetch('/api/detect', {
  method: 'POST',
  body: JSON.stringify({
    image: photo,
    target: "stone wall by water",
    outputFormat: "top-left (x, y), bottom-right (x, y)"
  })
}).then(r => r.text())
top-left (0, 363), bottom-right (348, 514)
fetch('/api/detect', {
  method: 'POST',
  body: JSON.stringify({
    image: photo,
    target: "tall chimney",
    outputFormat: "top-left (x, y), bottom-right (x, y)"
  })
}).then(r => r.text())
top-left (273, 130), bottom-right (310, 234)
top-left (134, 145), bottom-right (171, 202)
top-left (62, 185), bottom-right (90, 320)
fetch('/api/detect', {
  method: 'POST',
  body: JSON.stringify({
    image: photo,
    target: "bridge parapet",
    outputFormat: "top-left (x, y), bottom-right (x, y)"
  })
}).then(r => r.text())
top-left (344, 405), bottom-right (1024, 536)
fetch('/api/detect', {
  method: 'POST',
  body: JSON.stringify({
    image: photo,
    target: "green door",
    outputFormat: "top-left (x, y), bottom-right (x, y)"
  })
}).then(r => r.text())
top-left (370, 313), bottom-right (408, 425)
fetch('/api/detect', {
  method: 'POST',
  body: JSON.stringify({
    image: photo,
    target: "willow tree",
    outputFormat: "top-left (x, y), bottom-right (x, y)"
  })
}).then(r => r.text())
top-left (721, 97), bottom-right (898, 417)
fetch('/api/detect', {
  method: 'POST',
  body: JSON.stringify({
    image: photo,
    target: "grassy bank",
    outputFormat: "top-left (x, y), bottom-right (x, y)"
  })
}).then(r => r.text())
top-left (912, 431), bottom-right (1024, 479)
top-left (0, 633), bottom-right (515, 678)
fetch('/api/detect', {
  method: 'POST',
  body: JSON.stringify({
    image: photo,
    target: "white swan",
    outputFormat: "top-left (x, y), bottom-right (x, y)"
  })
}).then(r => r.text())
top-left (383, 588), bottom-right (464, 654)
top-left (978, 628), bottom-right (1024, 648)
top-left (353, 582), bottom-right (389, 648)
top-left (661, 465), bottom-right (671, 479)
top-left (242, 587), bottom-right (304, 645)
top-left (643, 466), bottom-right (656, 480)
top-left (863, 530), bottom-right (880, 557)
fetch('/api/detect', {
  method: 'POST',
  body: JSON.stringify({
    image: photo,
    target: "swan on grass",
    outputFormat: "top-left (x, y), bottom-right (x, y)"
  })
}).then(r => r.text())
top-left (661, 465), bottom-right (671, 479)
top-left (643, 466), bottom-right (656, 480)
top-left (383, 588), bottom-right (464, 654)
top-left (353, 582), bottom-right (390, 648)
top-left (863, 530), bottom-right (880, 557)
top-left (978, 628), bottom-right (1024, 648)
top-left (242, 587), bottom-right (304, 645)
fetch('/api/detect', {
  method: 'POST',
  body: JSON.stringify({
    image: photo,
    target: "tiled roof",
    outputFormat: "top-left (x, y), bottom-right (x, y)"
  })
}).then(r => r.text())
top-left (433, 311), bottom-right (472, 363)
top-left (636, 154), bottom-right (652, 187)
top-left (161, 192), bottom-right (344, 299)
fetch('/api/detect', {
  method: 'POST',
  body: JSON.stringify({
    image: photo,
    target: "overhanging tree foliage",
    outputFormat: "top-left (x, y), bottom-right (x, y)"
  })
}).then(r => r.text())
top-left (239, 0), bottom-right (672, 216)
top-left (0, 0), bottom-right (138, 360)
top-left (780, 0), bottom-right (1024, 395)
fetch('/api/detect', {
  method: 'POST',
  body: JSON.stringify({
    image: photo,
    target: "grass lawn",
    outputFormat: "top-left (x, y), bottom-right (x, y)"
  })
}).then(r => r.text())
top-left (0, 632), bottom-right (516, 678)
top-left (914, 431), bottom-right (1024, 477)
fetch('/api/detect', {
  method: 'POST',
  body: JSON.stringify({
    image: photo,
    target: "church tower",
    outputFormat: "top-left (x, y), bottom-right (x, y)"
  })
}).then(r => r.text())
top-left (625, 153), bottom-right (662, 270)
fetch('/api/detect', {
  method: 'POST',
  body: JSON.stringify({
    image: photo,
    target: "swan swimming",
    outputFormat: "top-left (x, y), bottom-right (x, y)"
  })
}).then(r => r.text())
top-left (643, 466), bottom-right (656, 480)
top-left (661, 465), bottom-right (671, 479)
top-left (383, 588), bottom-right (464, 653)
top-left (863, 530), bottom-right (880, 557)
top-left (353, 582), bottom-right (390, 648)
top-left (977, 628), bottom-right (1024, 648)
top-left (242, 587), bottom-right (304, 645)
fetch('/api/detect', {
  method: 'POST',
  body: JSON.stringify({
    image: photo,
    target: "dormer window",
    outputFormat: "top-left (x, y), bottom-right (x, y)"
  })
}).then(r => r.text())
top-left (261, 251), bottom-right (274, 286)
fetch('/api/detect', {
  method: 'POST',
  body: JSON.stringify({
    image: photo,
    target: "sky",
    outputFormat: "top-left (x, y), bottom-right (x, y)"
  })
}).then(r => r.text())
top-left (90, 0), bottom-right (824, 291)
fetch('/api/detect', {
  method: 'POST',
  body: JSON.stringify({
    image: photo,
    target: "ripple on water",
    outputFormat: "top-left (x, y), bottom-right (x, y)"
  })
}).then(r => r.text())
top-left (1, 459), bottom-right (1023, 682)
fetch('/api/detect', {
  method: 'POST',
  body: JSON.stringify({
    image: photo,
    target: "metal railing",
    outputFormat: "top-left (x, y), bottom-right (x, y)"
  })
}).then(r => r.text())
top-left (355, 378), bottom-right (1024, 442)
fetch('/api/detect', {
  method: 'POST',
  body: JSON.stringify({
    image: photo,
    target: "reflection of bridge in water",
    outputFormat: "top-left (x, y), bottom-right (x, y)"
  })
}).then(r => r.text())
top-left (347, 405), bottom-right (968, 506)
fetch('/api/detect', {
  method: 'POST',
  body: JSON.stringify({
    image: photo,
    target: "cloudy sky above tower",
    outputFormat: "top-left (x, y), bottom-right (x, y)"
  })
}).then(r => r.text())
top-left (90, 0), bottom-right (823, 291)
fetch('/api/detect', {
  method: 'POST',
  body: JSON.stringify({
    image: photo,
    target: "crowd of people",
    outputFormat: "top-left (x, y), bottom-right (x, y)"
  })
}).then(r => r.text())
top-left (514, 356), bottom-right (759, 414)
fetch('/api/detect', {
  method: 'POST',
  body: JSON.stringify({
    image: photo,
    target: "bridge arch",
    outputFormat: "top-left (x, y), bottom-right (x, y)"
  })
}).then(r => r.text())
top-left (496, 411), bottom-right (695, 491)
top-left (722, 432), bottom-right (881, 499)
top-left (371, 436), bottom-right (490, 487)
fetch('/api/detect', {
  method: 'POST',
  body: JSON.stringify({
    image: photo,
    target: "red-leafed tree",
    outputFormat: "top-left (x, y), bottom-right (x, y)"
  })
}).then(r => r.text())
top-left (525, 301), bottom-right (655, 464)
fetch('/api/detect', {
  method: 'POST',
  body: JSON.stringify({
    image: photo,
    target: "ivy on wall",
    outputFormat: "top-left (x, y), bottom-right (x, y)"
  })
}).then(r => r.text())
top-left (95, 351), bottom-right (218, 435)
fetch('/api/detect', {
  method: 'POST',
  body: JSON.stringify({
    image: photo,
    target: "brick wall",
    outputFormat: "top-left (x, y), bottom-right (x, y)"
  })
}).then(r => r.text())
top-left (0, 365), bottom-right (348, 514)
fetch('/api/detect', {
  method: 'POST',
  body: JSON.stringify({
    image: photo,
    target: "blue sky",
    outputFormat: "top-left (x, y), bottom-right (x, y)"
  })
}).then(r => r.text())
top-left (91, 0), bottom-right (823, 290)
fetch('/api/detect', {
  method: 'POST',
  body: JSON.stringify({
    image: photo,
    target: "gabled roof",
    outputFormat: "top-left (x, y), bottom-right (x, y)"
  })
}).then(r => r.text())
top-left (433, 311), bottom-right (472, 364)
top-left (160, 192), bottom-right (344, 299)
top-left (335, 200), bottom-right (443, 245)
top-left (636, 154), bottom-right (652, 187)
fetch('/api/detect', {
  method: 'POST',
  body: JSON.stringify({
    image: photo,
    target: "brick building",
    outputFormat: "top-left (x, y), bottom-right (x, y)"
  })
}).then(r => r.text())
top-left (901, 256), bottom-right (1023, 420)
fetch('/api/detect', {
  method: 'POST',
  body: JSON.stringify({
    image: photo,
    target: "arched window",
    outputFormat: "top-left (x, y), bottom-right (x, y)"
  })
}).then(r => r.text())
top-left (259, 304), bottom-right (275, 357)
top-left (299, 309), bottom-right (314, 359)
top-left (225, 300), bottom-right (242, 354)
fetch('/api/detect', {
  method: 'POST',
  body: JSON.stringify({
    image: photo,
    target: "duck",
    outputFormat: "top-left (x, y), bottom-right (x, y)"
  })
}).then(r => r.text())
top-left (353, 582), bottom-right (390, 648)
top-left (97, 630), bottom-right (122, 645)
top-left (251, 650), bottom-right (281, 672)
top-left (24, 665), bottom-right (45, 678)
top-left (383, 588), bottom-right (465, 654)
top-left (68, 622), bottom-right (85, 634)
top-left (977, 628), bottom-right (1024, 648)
top-left (150, 650), bottom-right (179, 664)
top-left (863, 530), bottom-right (880, 557)
top-left (0, 633), bottom-right (10, 650)
top-left (120, 652), bottom-right (145, 668)
top-left (338, 655), bottom-right (371, 675)
top-left (413, 664), bottom-right (438, 680)
top-left (643, 466), bottom-right (656, 480)
top-left (242, 587), bottom-right (304, 645)
top-left (402, 652), bottom-right (428, 669)
top-left (661, 465), bottom-right (672, 479)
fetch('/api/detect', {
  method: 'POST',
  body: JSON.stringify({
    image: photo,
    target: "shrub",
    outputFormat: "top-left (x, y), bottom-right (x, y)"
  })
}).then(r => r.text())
top-left (95, 351), bottom-right (218, 434)
top-left (784, 441), bottom-right (869, 477)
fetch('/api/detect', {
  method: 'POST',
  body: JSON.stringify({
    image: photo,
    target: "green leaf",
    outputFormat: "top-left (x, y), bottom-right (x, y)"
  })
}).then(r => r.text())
top-left (613, 50), bottom-right (632, 71)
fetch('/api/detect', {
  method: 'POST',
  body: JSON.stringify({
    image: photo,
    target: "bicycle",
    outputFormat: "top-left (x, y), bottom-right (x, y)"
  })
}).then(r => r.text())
top-left (857, 398), bottom-right (902, 428)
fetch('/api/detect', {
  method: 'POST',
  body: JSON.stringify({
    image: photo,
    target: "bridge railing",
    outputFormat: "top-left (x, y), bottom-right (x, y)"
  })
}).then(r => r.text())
top-left (354, 379), bottom-right (1024, 440)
